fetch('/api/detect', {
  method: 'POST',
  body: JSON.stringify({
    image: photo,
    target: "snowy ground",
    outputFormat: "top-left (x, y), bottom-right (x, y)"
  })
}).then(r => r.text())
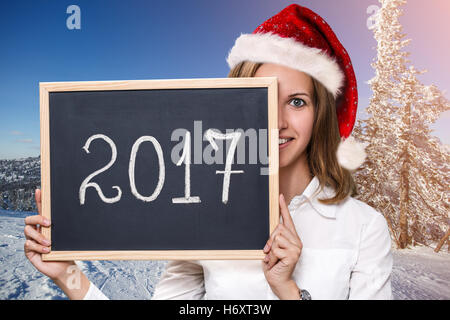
top-left (1, 211), bottom-right (449, 300)
top-left (391, 243), bottom-right (450, 300)
top-left (0, 211), bottom-right (167, 300)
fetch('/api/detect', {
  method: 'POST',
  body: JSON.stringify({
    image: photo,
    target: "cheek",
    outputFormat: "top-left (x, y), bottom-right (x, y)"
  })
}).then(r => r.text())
top-left (290, 110), bottom-right (314, 142)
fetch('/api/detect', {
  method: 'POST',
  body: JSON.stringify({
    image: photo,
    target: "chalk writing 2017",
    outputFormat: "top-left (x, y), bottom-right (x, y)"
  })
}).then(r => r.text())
top-left (79, 129), bottom-right (244, 206)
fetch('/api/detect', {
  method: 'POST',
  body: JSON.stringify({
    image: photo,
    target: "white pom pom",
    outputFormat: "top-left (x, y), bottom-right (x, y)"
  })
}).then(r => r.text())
top-left (336, 136), bottom-right (368, 171)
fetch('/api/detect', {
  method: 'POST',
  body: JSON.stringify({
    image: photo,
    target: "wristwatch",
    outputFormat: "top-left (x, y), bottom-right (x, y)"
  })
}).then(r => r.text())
top-left (299, 289), bottom-right (311, 300)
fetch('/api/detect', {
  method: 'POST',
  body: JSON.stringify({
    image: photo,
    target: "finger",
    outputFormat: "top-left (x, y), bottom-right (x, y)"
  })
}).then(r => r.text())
top-left (264, 233), bottom-right (279, 264)
top-left (275, 235), bottom-right (302, 262)
top-left (24, 239), bottom-right (50, 254)
top-left (263, 240), bottom-right (271, 253)
top-left (264, 244), bottom-right (278, 269)
top-left (266, 246), bottom-right (288, 270)
top-left (265, 223), bottom-right (299, 253)
top-left (24, 225), bottom-right (51, 246)
top-left (265, 234), bottom-right (301, 268)
top-left (264, 224), bottom-right (285, 252)
top-left (24, 215), bottom-right (51, 227)
top-left (24, 224), bottom-right (51, 246)
top-left (265, 235), bottom-right (283, 268)
top-left (279, 194), bottom-right (297, 233)
top-left (273, 234), bottom-right (294, 250)
top-left (277, 225), bottom-right (301, 247)
top-left (35, 189), bottom-right (42, 215)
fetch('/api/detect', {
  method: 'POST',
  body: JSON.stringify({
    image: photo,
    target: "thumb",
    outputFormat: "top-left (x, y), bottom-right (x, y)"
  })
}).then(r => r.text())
top-left (279, 194), bottom-right (296, 232)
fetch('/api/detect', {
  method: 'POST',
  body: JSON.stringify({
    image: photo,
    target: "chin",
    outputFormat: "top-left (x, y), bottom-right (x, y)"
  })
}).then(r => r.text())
top-left (279, 148), bottom-right (307, 170)
top-left (279, 154), bottom-right (297, 169)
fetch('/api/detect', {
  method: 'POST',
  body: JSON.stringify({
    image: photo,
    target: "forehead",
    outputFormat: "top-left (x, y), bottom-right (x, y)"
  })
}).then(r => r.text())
top-left (254, 63), bottom-right (313, 95)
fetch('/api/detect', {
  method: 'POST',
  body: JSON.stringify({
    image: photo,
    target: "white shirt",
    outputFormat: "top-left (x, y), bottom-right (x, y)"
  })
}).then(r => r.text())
top-left (84, 176), bottom-right (393, 300)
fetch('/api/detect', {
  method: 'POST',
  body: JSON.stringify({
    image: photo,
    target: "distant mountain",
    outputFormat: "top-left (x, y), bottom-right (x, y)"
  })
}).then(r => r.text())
top-left (0, 156), bottom-right (40, 212)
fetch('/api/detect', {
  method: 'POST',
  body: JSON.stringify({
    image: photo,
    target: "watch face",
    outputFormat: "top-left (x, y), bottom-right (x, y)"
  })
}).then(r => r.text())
top-left (301, 289), bottom-right (312, 300)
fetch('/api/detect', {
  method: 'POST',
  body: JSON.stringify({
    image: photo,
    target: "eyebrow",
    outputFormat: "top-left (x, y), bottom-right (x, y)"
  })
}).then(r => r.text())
top-left (288, 92), bottom-right (310, 98)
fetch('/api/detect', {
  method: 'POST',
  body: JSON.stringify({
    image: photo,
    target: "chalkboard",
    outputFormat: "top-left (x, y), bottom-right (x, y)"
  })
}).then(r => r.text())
top-left (39, 78), bottom-right (279, 261)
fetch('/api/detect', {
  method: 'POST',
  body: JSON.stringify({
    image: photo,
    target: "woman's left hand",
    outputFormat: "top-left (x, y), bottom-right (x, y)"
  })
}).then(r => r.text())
top-left (262, 194), bottom-right (303, 299)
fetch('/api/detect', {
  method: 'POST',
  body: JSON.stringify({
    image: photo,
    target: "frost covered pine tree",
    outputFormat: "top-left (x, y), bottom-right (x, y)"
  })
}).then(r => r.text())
top-left (353, 0), bottom-right (450, 249)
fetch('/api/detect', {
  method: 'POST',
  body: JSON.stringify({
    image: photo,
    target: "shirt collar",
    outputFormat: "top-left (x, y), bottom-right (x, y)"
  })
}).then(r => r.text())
top-left (287, 176), bottom-right (337, 219)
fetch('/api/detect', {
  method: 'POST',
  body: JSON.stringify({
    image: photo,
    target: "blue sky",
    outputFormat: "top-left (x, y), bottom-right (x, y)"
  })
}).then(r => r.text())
top-left (1, 0), bottom-right (449, 159)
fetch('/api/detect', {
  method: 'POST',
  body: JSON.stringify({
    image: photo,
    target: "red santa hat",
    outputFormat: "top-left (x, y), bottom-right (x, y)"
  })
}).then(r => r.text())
top-left (226, 3), bottom-right (366, 171)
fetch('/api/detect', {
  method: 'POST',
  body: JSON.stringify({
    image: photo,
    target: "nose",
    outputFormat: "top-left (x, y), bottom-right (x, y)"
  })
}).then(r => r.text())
top-left (278, 101), bottom-right (288, 130)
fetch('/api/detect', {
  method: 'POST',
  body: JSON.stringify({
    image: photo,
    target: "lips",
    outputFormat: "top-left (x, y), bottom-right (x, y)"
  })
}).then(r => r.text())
top-left (279, 137), bottom-right (294, 149)
top-left (279, 138), bottom-right (293, 145)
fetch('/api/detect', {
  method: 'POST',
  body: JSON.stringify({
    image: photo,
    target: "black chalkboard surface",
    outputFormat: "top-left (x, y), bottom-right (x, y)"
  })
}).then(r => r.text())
top-left (40, 78), bottom-right (278, 260)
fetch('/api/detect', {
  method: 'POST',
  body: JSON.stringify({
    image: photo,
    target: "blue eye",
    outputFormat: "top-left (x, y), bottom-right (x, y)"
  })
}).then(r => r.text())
top-left (289, 98), bottom-right (306, 108)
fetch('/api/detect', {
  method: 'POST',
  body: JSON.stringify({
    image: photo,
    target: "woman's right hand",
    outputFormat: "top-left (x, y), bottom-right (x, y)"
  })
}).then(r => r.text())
top-left (24, 189), bottom-right (75, 280)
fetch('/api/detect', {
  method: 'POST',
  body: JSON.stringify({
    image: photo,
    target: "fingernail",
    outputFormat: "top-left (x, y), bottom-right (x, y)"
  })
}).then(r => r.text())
top-left (43, 247), bottom-right (50, 252)
top-left (264, 255), bottom-right (269, 262)
top-left (43, 239), bottom-right (51, 246)
top-left (263, 244), bottom-right (269, 252)
top-left (44, 219), bottom-right (51, 226)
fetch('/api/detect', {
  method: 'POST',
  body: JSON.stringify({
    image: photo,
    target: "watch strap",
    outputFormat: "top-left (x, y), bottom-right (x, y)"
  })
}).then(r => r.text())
top-left (300, 289), bottom-right (312, 300)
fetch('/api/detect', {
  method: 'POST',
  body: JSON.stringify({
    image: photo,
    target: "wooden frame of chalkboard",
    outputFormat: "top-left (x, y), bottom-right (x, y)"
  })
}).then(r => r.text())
top-left (40, 78), bottom-right (279, 261)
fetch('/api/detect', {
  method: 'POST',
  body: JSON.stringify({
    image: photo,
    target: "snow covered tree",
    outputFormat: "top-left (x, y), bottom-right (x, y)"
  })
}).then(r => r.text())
top-left (353, 0), bottom-right (450, 249)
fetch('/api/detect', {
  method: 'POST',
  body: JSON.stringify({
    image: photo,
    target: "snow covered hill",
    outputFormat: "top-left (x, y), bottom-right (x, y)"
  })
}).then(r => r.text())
top-left (391, 243), bottom-right (450, 300)
top-left (1, 212), bottom-right (449, 300)
top-left (0, 211), bottom-right (167, 300)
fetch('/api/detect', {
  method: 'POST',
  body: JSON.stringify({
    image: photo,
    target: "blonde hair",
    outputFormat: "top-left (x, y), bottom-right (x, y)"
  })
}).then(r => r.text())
top-left (228, 61), bottom-right (356, 204)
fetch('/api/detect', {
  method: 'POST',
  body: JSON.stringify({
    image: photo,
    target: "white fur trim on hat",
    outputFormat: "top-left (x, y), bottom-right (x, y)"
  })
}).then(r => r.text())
top-left (336, 136), bottom-right (368, 171)
top-left (227, 32), bottom-right (344, 97)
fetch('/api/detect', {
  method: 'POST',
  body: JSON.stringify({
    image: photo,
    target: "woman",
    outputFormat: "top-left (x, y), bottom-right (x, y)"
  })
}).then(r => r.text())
top-left (24, 4), bottom-right (393, 300)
